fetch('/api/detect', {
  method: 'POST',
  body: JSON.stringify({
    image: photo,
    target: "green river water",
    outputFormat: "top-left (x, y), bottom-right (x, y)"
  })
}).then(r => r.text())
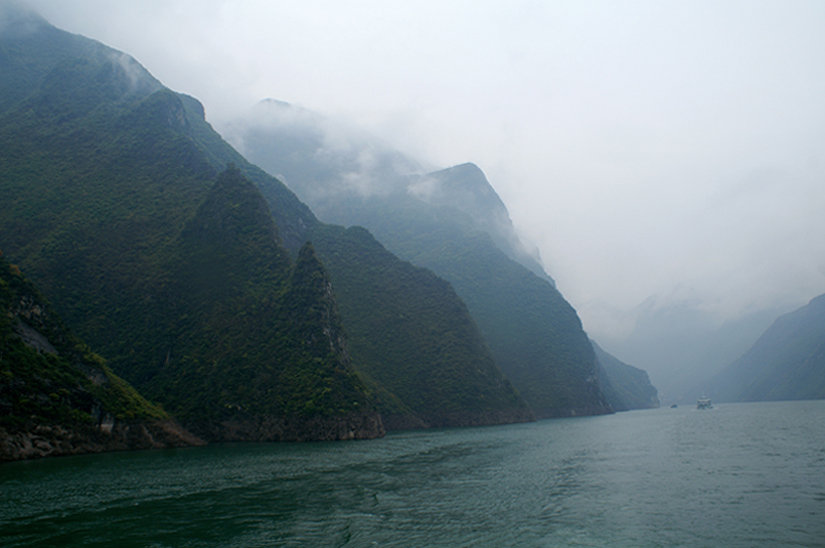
top-left (2, 400), bottom-right (824, 547)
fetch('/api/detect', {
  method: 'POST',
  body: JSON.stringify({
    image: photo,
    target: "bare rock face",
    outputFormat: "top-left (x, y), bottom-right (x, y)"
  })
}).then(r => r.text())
top-left (187, 411), bottom-right (385, 443)
top-left (0, 421), bottom-right (205, 462)
top-left (0, 254), bottom-right (207, 463)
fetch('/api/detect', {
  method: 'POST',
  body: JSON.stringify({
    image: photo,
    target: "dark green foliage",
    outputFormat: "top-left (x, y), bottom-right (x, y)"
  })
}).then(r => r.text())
top-left (0, 254), bottom-right (166, 430)
top-left (232, 111), bottom-right (614, 418)
top-left (145, 169), bottom-right (373, 425)
top-left (0, 17), bottom-right (378, 439)
top-left (592, 340), bottom-right (659, 411)
top-left (0, 84), bottom-right (215, 393)
top-left (0, 9), bottom-right (533, 437)
top-left (707, 294), bottom-right (825, 402)
top-left (309, 225), bottom-right (532, 426)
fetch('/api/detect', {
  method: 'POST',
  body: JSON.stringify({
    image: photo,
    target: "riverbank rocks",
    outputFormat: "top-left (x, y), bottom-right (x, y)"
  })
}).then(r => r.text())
top-left (186, 411), bottom-right (386, 443)
top-left (0, 421), bottom-right (205, 463)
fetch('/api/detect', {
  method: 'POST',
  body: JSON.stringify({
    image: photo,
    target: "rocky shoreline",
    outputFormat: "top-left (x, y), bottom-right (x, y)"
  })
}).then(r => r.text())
top-left (0, 420), bottom-right (205, 463)
top-left (532, 404), bottom-right (615, 420)
top-left (183, 411), bottom-right (386, 443)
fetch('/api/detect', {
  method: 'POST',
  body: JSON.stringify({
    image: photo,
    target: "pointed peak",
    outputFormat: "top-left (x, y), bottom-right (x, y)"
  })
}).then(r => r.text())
top-left (429, 162), bottom-right (486, 181)
top-left (258, 98), bottom-right (294, 109)
top-left (292, 241), bottom-right (330, 286)
top-left (297, 241), bottom-right (318, 261)
top-left (216, 162), bottom-right (244, 182)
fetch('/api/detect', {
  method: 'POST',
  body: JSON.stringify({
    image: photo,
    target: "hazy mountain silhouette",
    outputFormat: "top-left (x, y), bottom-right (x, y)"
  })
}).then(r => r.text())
top-left (227, 99), bottom-right (658, 417)
top-left (703, 294), bottom-right (825, 402)
top-left (0, 3), bottom-right (532, 446)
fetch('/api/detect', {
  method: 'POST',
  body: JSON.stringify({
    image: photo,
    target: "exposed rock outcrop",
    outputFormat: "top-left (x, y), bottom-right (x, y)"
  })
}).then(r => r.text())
top-left (0, 420), bottom-right (204, 462)
top-left (187, 412), bottom-right (385, 442)
top-left (0, 254), bottom-right (205, 463)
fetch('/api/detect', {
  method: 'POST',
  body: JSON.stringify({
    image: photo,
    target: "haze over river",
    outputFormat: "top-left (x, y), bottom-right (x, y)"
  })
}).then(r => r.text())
top-left (2, 400), bottom-right (824, 547)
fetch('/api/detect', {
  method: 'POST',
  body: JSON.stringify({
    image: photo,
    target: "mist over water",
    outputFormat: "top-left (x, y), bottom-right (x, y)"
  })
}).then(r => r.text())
top-left (3, 400), bottom-right (824, 547)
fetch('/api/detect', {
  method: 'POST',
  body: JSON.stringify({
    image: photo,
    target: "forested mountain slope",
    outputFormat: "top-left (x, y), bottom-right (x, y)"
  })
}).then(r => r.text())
top-left (228, 100), bottom-right (618, 418)
top-left (0, 3), bottom-right (531, 438)
top-left (0, 255), bottom-right (201, 461)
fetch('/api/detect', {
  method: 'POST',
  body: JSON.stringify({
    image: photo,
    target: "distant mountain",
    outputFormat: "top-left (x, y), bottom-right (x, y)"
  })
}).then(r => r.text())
top-left (596, 296), bottom-right (791, 404)
top-left (0, 254), bottom-right (201, 462)
top-left (592, 341), bottom-right (659, 411)
top-left (0, 3), bottom-right (531, 444)
top-left (706, 294), bottom-right (825, 402)
top-left (226, 100), bottom-right (551, 282)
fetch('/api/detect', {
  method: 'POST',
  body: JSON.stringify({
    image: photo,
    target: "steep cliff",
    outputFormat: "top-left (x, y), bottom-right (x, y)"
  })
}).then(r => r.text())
top-left (592, 340), bottom-right (659, 411)
top-left (0, 6), bottom-right (533, 441)
top-left (0, 254), bottom-right (202, 462)
top-left (228, 101), bottom-right (615, 419)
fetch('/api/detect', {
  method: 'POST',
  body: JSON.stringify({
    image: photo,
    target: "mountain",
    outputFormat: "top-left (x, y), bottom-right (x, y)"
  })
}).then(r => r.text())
top-left (705, 294), bottom-right (825, 402)
top-left (225, 100), bottom-right (551, 281)
top-left (306, 224), bottom-right (533, 428)
top-left (0, 254), bottom-right (202, 462)
top-left (132, 167), bottom-right (384, 441)
top-left (181, 107), bottom-right (534, 428)
top-left (594, 296), bottom-right (792, 404)
top-left (592, 341), bottom-right (659, 411)
top-left (0, 3), bottom-right (531, 440)
top-left (226, 99), bottom-right (615, 418)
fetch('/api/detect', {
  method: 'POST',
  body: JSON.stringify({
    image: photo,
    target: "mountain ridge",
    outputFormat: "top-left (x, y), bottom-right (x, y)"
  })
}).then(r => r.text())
top-left (0, 5), bottom-right (534, 456)
top-left (227, 99), bottom-right (643, 418)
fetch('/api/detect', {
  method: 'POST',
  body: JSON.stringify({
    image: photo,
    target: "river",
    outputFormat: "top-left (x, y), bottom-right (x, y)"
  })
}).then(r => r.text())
top-left (2, 400), bottom-right (824, 547)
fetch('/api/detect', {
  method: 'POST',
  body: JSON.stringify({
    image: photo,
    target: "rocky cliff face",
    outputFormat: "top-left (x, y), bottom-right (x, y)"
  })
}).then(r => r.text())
top-left (0, 421), bottom-right (203, 462)
top-left (188, 412), bottom-right (384, 443)
top-left (592, 340), bottom-right (660, 411)
top-left (0, 254), bottom-right (205, 462)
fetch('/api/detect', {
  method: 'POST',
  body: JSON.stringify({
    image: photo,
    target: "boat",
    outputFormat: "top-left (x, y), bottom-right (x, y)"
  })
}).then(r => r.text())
top-left (696, 395), bottom-right (712, 410)
top-left (670, 403), bottom-right (678, 409)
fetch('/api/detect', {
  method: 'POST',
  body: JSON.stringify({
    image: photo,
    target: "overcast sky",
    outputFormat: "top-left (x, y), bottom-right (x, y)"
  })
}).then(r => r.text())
top-left (24, 0), bottom-right (825, 341)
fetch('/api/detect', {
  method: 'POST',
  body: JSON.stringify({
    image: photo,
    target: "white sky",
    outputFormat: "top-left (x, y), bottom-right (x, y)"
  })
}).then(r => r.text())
top-left (23, 0), bottom-right (825, 341)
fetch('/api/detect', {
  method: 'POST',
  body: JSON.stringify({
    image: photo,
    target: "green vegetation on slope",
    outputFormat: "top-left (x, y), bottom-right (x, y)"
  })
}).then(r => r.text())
top-left (309, 225), bottom-right (533, 427)
top-left (144, 168), bottom-right (375, 428)
top-left (0, 253), bottom-right (166, 431)
top-left (1, 10), bottom-right (530, 437)
top-left (0, 18), bottom-right (382, 441)
top-left (231, 111), bottom-right (615, 418)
